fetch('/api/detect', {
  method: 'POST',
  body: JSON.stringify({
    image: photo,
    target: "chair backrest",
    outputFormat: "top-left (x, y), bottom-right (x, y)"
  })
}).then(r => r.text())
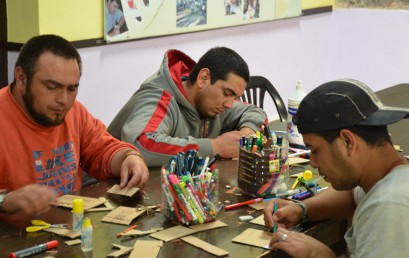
top-left (238, 75), bottom-right (287, 122)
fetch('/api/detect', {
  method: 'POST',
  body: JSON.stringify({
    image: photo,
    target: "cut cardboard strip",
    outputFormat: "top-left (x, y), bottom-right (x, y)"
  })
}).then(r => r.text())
top-left (107, 184), bottom-right (140, 197)
top-left (181, 235), bottom-right (229, 257)
top-left (122, 227), bottom-right (163, 237)
top-left (87, 197), bottom-right (115, 212)
top-left (250, 214), bottom-right (265, 226)
top-left (189, 220), bottom-right (227, 233)
top-left (107, 244), bottom-right (133, 257)
top-left (43, 228), bottom-right (81, 239)
top-left (232, 228), bottom-right (272, 249)
top-left (129, 240), bottom-right (163, 258)
top-left (101, 206), bottom-right (146, 225)
top-left (57, 194), bottom-right (106, 210)
top-left (248, 201), bottom-right (268, 210)
top-left (149, 225), bottom-right (195, 242)
top-left (65, 239), bottom-right (81, 246)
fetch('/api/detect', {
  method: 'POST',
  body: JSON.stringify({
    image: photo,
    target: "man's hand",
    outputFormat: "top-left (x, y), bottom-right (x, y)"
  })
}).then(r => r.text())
top-left (211, 131), bottom-right (245, 158)
top-left (269, 228), bottom-right (337, 258)
top-left (119, 154), bottom-right (149, 189)
top-left (0, 185), bottom-right (57, 224)
top-left (264, 199), bottom-right (304, 230)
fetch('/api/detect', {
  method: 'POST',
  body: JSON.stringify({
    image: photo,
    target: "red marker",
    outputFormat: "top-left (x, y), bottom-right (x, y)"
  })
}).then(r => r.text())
top-left (224, 198), bottom-right (263, 211)
top-left (9, 240), bottom-right (58, 258)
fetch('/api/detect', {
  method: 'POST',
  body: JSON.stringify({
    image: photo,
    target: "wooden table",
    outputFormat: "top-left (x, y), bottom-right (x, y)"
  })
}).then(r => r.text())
top-left (0, 159), bottom-right (347, 258)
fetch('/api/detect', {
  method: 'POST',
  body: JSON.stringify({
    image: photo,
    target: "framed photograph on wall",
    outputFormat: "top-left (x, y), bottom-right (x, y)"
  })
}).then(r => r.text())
top-left (104, 0), bottom-right (302, 43)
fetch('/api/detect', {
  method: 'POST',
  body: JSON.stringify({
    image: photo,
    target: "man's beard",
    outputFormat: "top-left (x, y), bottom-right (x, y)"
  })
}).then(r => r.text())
top-left (22, 85), bottom-right (65, 127)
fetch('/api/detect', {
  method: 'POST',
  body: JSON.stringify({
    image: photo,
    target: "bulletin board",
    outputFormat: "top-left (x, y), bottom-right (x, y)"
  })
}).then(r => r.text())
top-left (104, 0), bottom-right (302, 43)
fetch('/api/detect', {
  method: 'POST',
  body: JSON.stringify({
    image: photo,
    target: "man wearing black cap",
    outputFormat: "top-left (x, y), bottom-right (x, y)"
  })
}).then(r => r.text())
top-left (264, 79), bottom-right (409, 257)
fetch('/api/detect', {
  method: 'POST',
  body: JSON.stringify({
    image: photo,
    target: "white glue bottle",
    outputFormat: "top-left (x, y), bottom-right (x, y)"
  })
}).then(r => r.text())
top-left (72, 198), bottom-right (84, 231)
top-left (287, 80), bottom-right (307, 148)
top-left (81, 217), bottom-right (93, 252)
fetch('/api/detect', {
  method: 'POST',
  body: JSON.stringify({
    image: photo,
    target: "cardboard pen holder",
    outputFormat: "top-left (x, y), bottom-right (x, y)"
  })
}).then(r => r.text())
top-left (237, 139), bottom-right (289, 197)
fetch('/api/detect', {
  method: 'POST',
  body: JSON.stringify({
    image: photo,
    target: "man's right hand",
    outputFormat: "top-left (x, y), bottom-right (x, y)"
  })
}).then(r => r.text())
top-left (264, 199), bottom-right (305, 230)
top-left (211, 131), bottom-right (245, 158)
top-left (0, 185), bottom-right (57, 225)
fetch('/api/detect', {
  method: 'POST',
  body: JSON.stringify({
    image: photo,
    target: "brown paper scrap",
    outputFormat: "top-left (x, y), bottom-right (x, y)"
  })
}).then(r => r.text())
top-left (107, 244), bottom-right (133, 257)
top-left (181, 236), bottom-right (229, 257)
top-left (86, 197), bottom-right (115, 212)
top-left (122, 227), bottom-right (164, 237)
top-left (101, 206), bottom-right (146, 225)
top-left (189, 220), bottom-right (227, 233)
top-left (149, 225), bottom-right (195, 242)
top-left (57, 194), bottom-right (107, 210)
top-left (107, 184), bottom-right (140, 197)
top-left (249, 201), bottom-right (268, 210)
top-left (129, 240), bottom-right (163, 258)
top-left (43, 227), bottom-right (81, 239)
top-left (250, 214), bottom-right (265, 226)
top-left (232, 228), bottom-right (272, 249)
top-left (65, 239), bottom-right (81, 246)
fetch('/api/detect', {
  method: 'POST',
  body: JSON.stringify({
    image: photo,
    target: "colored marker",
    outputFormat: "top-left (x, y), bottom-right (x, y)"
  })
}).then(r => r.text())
top-left (273, 202), bottom-right (278, 233)
top-left (116, 225), bottom-right (137, 238)
top-left (9, 240), bottom-right (59, 258)
top-left (224, 198), bottom-right (263, 211)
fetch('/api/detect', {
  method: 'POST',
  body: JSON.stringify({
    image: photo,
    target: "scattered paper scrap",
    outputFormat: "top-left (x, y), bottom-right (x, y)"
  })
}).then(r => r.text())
top-left (232, 228), bottom-right (272, 249)
top-left (57, 194), bottom-right (107, 210)
top-left (86, 197), bottom-right (115, 212)
top-left (250, 214), bottom-right (265, 226)
top-left (149, 225), bottom-right (195, 242)
top-left (189, 220), bottom-right (227, 233)
top-left (43, 228), bottom-right (81, 239)
top-left (65, 239), bottom-right (81, 246)
top-left (101, 206), bottom-right (146, 225)
top-left (181, 235), bottom-right (229, 257)
top-left (107, 244), bottom-right (133, 257)
top-left (122, 227), bottom-right (164, 237)
top-left (129, 240), bottom-right (163, 258)
top-left (248, 201), bottom-right (268, 211)
top-left (107, 184), bottom-right (140, 197)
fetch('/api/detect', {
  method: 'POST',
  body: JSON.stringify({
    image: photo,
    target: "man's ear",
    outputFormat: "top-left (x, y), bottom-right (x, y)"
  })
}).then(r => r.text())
top-left (339, 129), bottom-right (356, 152)
top-left (15, 67), bottom-right (27, 90)
top-left (197, 68), bottom-right (210, 89)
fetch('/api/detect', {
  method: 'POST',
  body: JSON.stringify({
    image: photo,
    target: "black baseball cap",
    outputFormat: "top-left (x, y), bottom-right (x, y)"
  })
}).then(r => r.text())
top-left (293, 79), bottom-right (409, 134)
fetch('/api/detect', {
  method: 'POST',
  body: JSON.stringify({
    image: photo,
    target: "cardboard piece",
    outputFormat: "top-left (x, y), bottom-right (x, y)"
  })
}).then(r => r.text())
top-left (107, 184), bottom-right (140, 197)
top-left (121, 227), bottom-right (164, 237)
top-left (129, 240), bottom-right (163, 258)
top-left (65, 239), bottom-right (81, 246)
top-left (248, 201), bottom-right (268, 210)
top-left (86, 197), bottom-right (114, 212)
top-left (232, 228), bottom-right (272, 249)
top-left (189, 220), bottom-right (227, 233)
top-left (250, 214), bottom-right (265, 226)
top-left (43, 228), bottom-right (81, 239)
top-left (181, 235), bottom-right (229, 257)
top-left (107, 244), bottom-right (134, 257)
top-left (57, 194), bottom-right (106, 210)
top-left (149, 225), bottom-right (195, 242)
top-left (101, 206), bottom-right (146, 225)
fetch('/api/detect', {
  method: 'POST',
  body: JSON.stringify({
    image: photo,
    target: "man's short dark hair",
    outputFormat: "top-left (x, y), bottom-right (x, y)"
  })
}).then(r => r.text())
top-left (13, 34), bottom-right (82, 87)
top-left (317, 125), bottom-right (392, 146)
top-left (189, 47), bottom-right (250, 85)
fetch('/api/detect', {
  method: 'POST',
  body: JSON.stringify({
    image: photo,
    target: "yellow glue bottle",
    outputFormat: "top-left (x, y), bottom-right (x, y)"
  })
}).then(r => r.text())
top-left (81, 217), bottom-right (93, 252)
top-left (72, 198), bottom-right (84, 231)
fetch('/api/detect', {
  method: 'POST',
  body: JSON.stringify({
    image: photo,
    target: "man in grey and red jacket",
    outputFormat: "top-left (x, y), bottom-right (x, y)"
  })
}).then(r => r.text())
top-left (108, 47), bottom-right (268, 167)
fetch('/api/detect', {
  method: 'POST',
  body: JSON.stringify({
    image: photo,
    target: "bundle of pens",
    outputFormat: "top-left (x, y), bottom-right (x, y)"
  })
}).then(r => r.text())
top-left (161, 150), bottom-right (220, 225)
top-left (237, 130), bottom-right (290, 198)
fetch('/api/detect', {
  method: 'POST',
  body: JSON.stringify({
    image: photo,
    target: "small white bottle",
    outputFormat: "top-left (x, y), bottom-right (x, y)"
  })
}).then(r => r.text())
top-left (287, 80), bottom-right (307, 148)
top-left (81, 217), bottom-right (93, 252)
top-left (72, 198), bottom-right (84, 231)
